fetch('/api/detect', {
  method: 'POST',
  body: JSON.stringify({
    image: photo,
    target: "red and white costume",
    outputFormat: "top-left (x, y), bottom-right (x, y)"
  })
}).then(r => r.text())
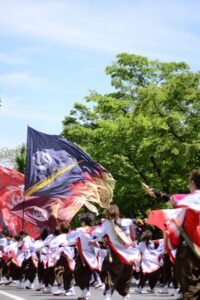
top-left (138, 239), bottom-right (164, 274)
top-left (92, 219), bottom-right (140, 265)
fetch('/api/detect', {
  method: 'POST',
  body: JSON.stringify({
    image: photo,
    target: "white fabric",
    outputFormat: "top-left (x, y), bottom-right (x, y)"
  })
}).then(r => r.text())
top-left (77, 230), bottom-right (99, 270)
top-left (92, 219), bottom-right (140, 265)
top-left (138, 240), bottom-right (164, 273)
top-left (174, 190), bottom-right (200, 211)
top-left (48, 233), bottom-right (75, 269)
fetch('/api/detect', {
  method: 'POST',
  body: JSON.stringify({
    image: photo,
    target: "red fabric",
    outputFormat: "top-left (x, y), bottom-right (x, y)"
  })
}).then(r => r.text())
top-left (0, 167), bottom-right (24, 196)
top-left (184, 209), bottom-right (200, 248)
top-left (172, 192), bottom-right (200, 249)
top-left (11, 196), bottom-right (85, 230)
top-left (76, 236), bottom-right (97, 271)
top-left (104, 235), bottom-right (134, 265)
top-left (172, 193), bottom-right (189, 203)
top-left (147, 209), bottom-right (185, 250)
top-left (147, 207), bottom-right (200, 252)
top-left (146, 210), bottom-right (169, 231)
top-left (0, 167), bottom-right (24, 235)
top-left (0, 167), bottom-right (41, 238)
top-left (0, 167), bottom-right (87, 237)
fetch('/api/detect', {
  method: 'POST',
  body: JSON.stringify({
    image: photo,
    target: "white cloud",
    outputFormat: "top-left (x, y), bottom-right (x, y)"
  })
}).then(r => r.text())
top-left (1, 0), bottom-right (200, 149)
top-left (0, 0), bottom-right (200, 62)
top-left (0, 72), bottom-right (45, 87)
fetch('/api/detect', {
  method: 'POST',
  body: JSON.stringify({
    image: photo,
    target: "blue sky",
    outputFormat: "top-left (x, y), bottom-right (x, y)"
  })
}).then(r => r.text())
top-left (0, 0), bottom-right (200, 148)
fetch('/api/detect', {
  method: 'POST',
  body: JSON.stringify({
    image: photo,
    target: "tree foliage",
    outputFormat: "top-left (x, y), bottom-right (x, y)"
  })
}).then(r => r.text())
top-left (62, 53), bottom-right (200, 217)
top-left (15, 144), bottom-right (26, 174)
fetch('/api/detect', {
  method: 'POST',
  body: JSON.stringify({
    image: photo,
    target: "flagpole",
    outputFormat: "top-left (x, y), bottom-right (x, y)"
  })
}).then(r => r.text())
top-left (22, 125), bottom-right (29, 230)
top-left (22, 193), bottom-right (25, 230)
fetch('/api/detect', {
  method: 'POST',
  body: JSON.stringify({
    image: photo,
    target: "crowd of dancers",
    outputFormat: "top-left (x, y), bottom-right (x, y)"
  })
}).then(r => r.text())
top-left (0, 205), bottom-right (181, 300)
top-left (1, 168), bottom-right (200, 300)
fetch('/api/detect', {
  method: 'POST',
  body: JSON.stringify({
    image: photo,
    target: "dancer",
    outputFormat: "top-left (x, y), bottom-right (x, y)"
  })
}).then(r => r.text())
top-left (92, 204), bottom-right (140, 300)
top-left (145, 169), bottom-right (200, 300)
top-left (74, 213), bottom-right (97, 300)
top-left (135, 230), bottom-right (164, 294)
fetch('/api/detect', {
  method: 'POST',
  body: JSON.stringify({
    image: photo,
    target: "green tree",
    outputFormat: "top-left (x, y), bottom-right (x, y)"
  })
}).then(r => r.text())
top-left (15, 144), bottom-right (26, 174)
top-left (62, 53), bottom-right (200, 217)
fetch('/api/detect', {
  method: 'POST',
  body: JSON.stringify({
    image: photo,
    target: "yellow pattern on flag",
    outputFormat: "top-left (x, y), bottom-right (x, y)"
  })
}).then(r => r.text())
top-left (25, 160), bottom-right (84, 196)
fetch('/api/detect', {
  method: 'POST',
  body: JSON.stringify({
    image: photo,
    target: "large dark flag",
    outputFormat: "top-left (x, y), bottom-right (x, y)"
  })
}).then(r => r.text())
top-left (15, 126), bottom-right (114, 227)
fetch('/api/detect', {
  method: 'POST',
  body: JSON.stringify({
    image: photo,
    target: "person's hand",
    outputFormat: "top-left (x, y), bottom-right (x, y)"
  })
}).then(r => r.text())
top-left (142, 183), bottom-right (156, 197)
top-left (148, 188), bottom-right (157, 198)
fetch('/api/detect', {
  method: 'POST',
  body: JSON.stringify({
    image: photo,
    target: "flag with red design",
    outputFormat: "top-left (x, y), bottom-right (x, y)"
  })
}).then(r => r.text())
top-left (11, 196), bottom-right (98, 228)
top-left (147, 208), bottom-right (186, 249)
top-left (147, 191), bottom-right (200, 253)
top-left (25, 127), bottom-right (115, 209)
top-left (0, 167), bottom-right (24, 235)
top-left (0, 166), bottom-right (42, 237)
top-left (0, 167), bottom-right (99, 237)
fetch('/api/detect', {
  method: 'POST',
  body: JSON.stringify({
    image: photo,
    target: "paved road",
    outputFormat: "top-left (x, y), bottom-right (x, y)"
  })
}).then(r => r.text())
top-left (0, 282), bottom-right (179, 300)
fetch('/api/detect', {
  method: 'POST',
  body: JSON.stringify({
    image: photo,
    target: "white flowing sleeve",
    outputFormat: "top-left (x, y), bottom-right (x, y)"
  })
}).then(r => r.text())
top-left (91, 224), bottom-right (106, 241)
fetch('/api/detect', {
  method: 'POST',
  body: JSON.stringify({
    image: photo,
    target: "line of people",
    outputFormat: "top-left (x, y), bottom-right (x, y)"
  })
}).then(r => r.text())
top-left (0, 205), bottom-right (180, 300)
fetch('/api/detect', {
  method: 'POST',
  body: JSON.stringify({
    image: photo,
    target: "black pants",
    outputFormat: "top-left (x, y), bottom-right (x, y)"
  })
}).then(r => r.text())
top-left (8, 262), bottom-right (22, 280)
top-left (55, 255), bottom-right (74, 291)
top-left (37, 260), bottom-right (45, 284)
top-left (74, 254), bottom-right (92, 290)
top-left (21, 258), bottom-right (37, 283)
top-left (161, 253), bottom-right (178, 289)
top-left (43, 266), bottom-right (55, 287)
top-left (174, 243), bottom-right (200, 300)
top-left (0, 258), bottom-right (8, 278)
top-left (138, 268), bottom-right (161, 289)
top-left (101, 250), bottom-right (133, 297)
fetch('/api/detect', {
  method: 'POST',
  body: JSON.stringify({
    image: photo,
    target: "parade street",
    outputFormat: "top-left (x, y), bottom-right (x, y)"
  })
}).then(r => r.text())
top-left (0, 283), bottom-right (178, 300)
